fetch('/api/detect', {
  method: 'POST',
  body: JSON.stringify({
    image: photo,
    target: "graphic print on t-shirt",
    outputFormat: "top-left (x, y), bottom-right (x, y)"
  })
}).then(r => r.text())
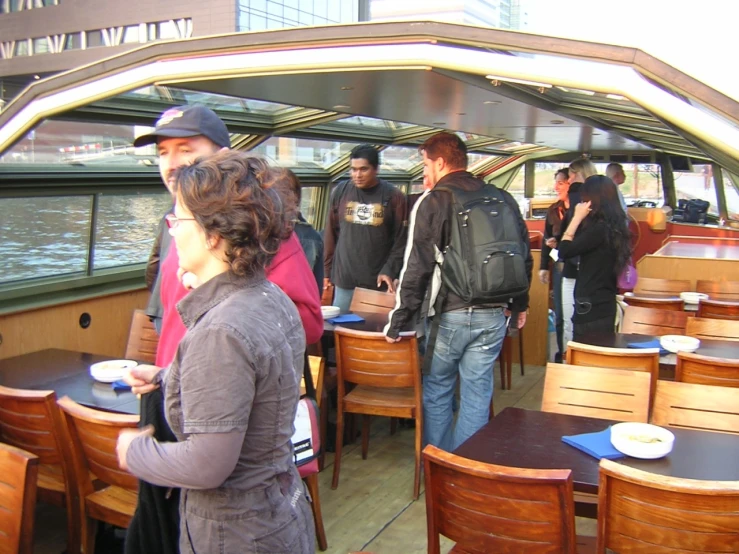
top-left (345, 201), bottom-right (385, 227)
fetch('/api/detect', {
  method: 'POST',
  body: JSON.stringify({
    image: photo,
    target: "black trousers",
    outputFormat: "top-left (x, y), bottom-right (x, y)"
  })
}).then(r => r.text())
top-left (573, 314), bottom-right (615, 340)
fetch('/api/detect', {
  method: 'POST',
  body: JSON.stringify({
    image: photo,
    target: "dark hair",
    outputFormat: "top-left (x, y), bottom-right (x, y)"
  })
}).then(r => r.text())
top-left (580, 175), bottom-right (632, 276)
top-left (172, 151), bottom-right (296, 277)
top-left (285, 168), bottom-right (302, 200)
top-left (419, 132), bottom-right (468, 170)
top-left (350, 144), bottom-right (379, 168)
top-left (555, 168), bottom-right (569, 180)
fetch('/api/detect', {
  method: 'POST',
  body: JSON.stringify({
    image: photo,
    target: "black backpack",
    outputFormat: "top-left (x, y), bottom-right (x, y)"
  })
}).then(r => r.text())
top-left (435, 183), bottom-right (529, 304)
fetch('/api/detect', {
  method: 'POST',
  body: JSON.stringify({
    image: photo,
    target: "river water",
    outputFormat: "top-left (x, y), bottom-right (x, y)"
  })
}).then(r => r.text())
top-left (0, 193), bottom-right (172, 284)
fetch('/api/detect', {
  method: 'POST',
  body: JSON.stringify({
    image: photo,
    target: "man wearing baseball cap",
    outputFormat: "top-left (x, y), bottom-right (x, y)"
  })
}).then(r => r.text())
top-left (141, 105), bottom-right (322, 365)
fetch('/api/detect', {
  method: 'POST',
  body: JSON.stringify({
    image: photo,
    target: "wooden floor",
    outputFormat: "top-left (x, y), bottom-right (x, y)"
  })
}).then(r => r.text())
top-left (35, 362), bottom-right (596, 553)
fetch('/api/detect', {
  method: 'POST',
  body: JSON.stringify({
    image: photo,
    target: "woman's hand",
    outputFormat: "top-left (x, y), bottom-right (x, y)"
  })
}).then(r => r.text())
top-left (124, 365), bottom-right (162, 395)
top-left (573, 201), bottom-right (592, 221)
top-left (117, 425), bottom-right (154, 471)
top-left (538, 270), bottom-right (550, 284)
top-left (545, 237), bottom-right (558, 249)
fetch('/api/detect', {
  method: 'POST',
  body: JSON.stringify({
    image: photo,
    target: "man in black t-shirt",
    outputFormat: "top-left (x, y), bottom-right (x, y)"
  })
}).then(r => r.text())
top-left (323, 144), bottom-right (408, 313)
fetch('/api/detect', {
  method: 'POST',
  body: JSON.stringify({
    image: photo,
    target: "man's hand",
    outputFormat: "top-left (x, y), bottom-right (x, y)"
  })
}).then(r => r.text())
top-left (177, 267), bottom-right (200, 290)
top-left (323, 277), bottom-right (331, 290)
top-left (377, 274), bottom-right (396, 294)
top-left (124, 365), bottom-right (162, 396)
top-left (545, 237), bottom-right (558, 249)
top-left (516, 311), bottom-right (527, 329)
top-left (538, 270), bottom-right (550, 285)
top-left (117, 425), bottom-right (154, 471)
top-left (385, 335), bottom-right (402, 343)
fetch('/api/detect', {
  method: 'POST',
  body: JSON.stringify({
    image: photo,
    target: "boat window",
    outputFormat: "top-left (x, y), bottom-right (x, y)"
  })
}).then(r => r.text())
top-left (1, 196), bottom-right (92, 284)
top-left (674, 164), bottom-right (719, 216)
top-left (94, 192), bottom-right (171, 270)
top-left (724, 172), bottom-right (739, 221)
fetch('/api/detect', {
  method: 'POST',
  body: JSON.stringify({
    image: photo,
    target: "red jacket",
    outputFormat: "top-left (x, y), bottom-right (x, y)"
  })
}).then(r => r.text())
top-left (155, 233), bottom-right (323, 368)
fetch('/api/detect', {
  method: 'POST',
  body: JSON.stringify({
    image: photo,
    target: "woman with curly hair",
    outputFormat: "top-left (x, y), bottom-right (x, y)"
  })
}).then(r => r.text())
top-left (116, 151), bottom-right (315, 554)
top-left (557, 174), bottom-right (632, 338)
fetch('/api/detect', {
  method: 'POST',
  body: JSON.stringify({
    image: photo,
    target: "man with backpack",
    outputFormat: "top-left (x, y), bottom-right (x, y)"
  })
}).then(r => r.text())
top-left (384, 132), bottom-right (532, 451)
top-left (323, 144), bottom-right (408, 313)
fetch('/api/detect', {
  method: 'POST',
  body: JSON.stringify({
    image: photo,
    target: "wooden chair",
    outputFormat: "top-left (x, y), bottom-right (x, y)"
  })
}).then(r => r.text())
top-left (57, 396), bottom-right (140, 554)
top-left (634, 277), bottom-right (691, 296)
top-left (597, 458), bottom-right (739, 553)
top-left (620, 305), bottom-right (690, 336)
top-left (696, 279), bottom-right (739, 301)
top-left (423, 444), bottom-right (595, 554)
top-left (497, 326), bottom-right (525, 390)
top-left (331, 328), bottom-right (422, 499)
top-left (299, 355), bottom-right (328, 551)
top-left (124, 309), bottom-right (159, 364)
top-left (0, 386), bottom-right (79, 554)
top-left (349, 287), bottom-right (396, 315)
top-left (686, 316), bottom-right (739, 341)
top-left (676, 351), bottom-right (739, 388)
top-left (651, 380), bottom-right (739, 434)
top-left (697, 298), bottom-right (739, 320)
top-left (542, 363), bottom-right (650, 423)
top-left (321, 282), bottom-right (335, 306)
top-left (0, 443), bottom-right (39, 554)
top-left (623, 295), bottom-right (684, 311)
top-left (565, 342), bottom-right (659, 408)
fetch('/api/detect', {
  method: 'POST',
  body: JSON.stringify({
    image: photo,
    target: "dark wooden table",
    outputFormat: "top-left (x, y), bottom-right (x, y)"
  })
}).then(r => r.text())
top-left (0, 349), bottom-right (140, 415)
top-left (454, 407), bottom-right (739, 497)
top-left (654, 241), bottom-right (739, 260)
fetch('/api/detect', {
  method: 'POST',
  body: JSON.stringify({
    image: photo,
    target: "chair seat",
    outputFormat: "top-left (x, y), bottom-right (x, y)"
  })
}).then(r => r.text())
top-left (37, 464), bottom-right (65, 493)
top-left (344, 386), bottom-right (416, 418)
top-left (86, 485), bottom-right (137, 529)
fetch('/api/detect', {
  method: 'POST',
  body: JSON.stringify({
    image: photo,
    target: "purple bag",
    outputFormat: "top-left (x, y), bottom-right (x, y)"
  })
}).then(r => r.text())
top-left (618, 261), bottom-right (638, 290)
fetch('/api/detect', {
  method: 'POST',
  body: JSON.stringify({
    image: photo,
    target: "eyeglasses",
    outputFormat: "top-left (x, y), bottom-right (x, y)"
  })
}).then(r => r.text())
top-left (165, 213), bottom-right (196, 229)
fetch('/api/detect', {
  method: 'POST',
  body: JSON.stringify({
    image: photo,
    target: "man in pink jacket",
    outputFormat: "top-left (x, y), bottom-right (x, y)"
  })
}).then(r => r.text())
top-left (138, 105), bottom-right (322, 368)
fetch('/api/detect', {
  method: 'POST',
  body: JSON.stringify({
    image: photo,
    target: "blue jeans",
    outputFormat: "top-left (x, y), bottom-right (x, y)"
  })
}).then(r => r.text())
top-left (333, 286), bottom-right (355, 314)
top-left (423, 308), bottom-right (507, 451)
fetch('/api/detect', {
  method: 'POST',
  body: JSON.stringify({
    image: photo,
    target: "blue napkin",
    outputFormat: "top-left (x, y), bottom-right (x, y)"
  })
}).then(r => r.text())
top-left (627, 339), bottom-right (669, 356)
top-left (562, 427), bottom-right (625, 460)
top-left (112, 379), bottom-right (132, 392)
top-left (327, 314), bottom-right (365, 324)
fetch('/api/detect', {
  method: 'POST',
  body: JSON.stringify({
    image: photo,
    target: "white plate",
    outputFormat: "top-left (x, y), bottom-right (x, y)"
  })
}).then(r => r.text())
top-left (89, 359), bottom-right (138, 383)
top-left (660, 335), bottom-right (701, 354)
top-left (679, 292), bottom-right (709, 305)
top-left (610, 422), bottom-right (675, 459)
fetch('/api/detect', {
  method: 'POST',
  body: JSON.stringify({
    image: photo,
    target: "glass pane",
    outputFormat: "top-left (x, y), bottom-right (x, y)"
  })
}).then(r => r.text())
top-left (379, 146), bottom-right (421, 171)
top-left (158, 21), bottom-right (178, 39)
top-left (0, 196), bottom-right (92, 283)
top-left (122, 25), bottom-right (140, 44)
top-left (506, 165), bottom-right (525, 201)
top-left (300, 186), bottom-right (323, 227)
top-left (674, 164), bottom-right (719, 216)
top-left (267, 0), bottom-right (282, 17)
top-left (33, 37), bottom-right (49, 54)
top-left (64, 33), bottom-right (81, 50)
top-left (0, 119), bottom-right (150, 166)
top-left (252, 137), bottom-right (349, 168)
top-left (86, 30), bottom-right (104, 48)
top-left (14, 40), bottom-right (29, 56)
top-left (725, 174), bottom-right (739, 221)
top-left (94, 192), bottom-right (172, 269)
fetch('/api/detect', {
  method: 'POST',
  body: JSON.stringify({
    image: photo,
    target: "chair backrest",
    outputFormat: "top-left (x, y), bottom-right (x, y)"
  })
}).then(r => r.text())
top-left (124, 309), bottom-right (159, 364)
top-left (334, 327), bottom-right (419, 390)
top-left (57, 397), bottom-right (140, 494)
top-left (696, 279), bottom-right (739, 301)
top-left (301, 355), bottom-right (325, 407)
top-left (676, 351), bottom-right (739, 388)
top-left (0, 443), bottom-right (39, 554)
top-left (598, 458), bottom-right (739, 554)
top-left (423, 444), bottom-right (577, 554)
top-left (349, 287), bottom-right (396, 315)
top-left (651, 380), bottom-right (739, 434)
top-left (697, 298), bottom-right (739, 320)
top-left (542, 363), bottom-right (650, 422)
top-left (623, 295), bottom-right (684, 311)
top-left (621, 305), bottom-right (690, 335)
top-left (634, 277), bottom-right (691, 296)
top-left (0, 386), bottom-right (71, 466)
top-left (565, 342), bottom-right (659, 407)
top-left (321, 282), bottom-right (335, 307)
top-left (686, 316), bottom-right (739, 342)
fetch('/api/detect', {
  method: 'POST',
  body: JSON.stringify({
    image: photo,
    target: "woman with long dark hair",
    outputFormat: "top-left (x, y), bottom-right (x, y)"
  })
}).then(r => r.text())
top-left (557, 175), bottom-right (631, 337)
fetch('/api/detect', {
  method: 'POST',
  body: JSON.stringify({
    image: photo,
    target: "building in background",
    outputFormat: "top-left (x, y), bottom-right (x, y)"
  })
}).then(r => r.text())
top-left (370, 0), bottom-right (528, 30)
top-left (0, 0), bottom-right (361, 105)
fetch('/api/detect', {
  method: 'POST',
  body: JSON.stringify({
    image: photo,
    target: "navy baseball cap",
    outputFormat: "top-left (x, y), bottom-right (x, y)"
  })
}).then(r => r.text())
top-left (133, 105), bottom-right (231, 148)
